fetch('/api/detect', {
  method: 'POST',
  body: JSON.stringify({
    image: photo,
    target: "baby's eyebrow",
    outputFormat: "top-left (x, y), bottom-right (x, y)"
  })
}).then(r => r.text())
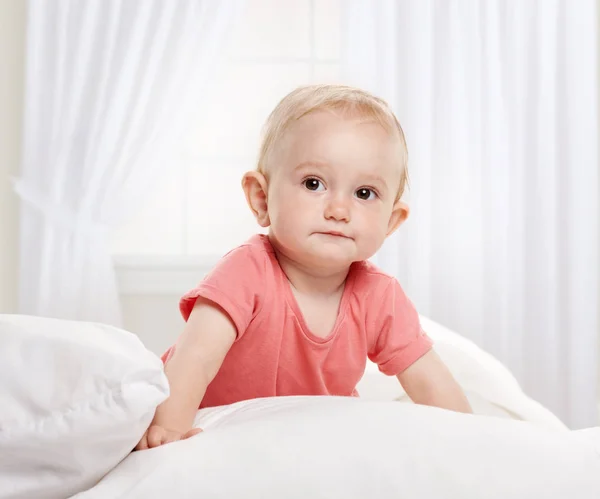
top-left (293, 160), bottom-right (330, 171)
top-left (364, 174), bottom-right (387, 186)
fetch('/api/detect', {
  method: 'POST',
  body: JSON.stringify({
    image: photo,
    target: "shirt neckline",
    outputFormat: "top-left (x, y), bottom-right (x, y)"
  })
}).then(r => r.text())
top-left (259, 234), bottom-right (356, 344)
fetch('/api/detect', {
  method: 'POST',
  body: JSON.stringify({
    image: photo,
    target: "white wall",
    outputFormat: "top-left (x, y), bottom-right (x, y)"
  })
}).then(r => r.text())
top-left (0, 0), bottom-right (25, 314)
top-left (116, 257), bottom-right (216, 355)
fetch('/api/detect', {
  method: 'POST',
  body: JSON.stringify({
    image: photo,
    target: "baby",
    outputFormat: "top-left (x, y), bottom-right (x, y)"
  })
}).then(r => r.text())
top-left (136, 84), bottom-right (472, 450)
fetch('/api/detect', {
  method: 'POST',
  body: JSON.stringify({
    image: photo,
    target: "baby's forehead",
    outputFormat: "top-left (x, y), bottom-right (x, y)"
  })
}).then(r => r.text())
top-left (281, 111), bottom-right (402, 158)
top-left (279, 110), bottom-right (401, 153)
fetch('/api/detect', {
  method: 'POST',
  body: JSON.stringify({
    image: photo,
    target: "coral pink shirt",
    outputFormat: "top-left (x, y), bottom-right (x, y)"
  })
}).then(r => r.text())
top-left (162, 234), bottom-right (433, 409)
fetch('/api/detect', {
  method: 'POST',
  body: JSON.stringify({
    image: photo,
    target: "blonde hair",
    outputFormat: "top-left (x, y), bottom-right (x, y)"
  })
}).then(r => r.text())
top-left (257, 84), bottom-right (409, 199)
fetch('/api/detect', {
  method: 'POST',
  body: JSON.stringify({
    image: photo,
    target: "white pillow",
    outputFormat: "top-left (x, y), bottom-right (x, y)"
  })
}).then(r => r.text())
top-left (357, 315), bottom-right (567, 430)
top-left (73, 396), bottom-right (600, 499)
top-left (0, 314), bottom-right (169, 499)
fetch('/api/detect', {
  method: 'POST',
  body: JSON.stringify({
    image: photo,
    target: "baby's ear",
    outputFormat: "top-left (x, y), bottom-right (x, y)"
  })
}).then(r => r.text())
top-left (242, 171), bottom-right (270, 227)
top-left (386, 200), bottom-right (410, 236)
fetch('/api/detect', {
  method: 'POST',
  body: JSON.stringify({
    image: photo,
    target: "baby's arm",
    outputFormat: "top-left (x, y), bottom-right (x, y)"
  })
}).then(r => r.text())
top-left (135, 297), bottom-right (236, 450)
top-left (396, 350), bottom-right (472, 414)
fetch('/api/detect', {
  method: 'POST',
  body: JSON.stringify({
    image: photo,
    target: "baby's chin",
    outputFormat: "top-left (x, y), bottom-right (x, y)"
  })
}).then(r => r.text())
top-left (299, 244), bottom-right (360, 271)
top-left (271, 232), bottom-right (366, 271)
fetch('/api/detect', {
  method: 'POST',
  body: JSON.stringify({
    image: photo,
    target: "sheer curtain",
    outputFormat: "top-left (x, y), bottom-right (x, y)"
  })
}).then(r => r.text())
top-left (342, 0), bottom-right (598, 429)
top-left (16, 0), bottom-right (244, 326)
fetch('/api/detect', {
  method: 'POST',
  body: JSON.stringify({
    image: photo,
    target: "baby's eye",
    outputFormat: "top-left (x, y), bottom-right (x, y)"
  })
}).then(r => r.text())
top-left (303, 178), bottom-right (325, 191)
top-left (355, 188), bottom-right (376, 200)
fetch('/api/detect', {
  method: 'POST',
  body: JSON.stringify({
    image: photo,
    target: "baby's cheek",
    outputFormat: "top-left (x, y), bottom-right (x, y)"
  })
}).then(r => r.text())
top-left (273, 189), bottom-right (296, 212)
top-left (268, 194), bottom-right (290, 223)
top-left (361, 218), bottom-right (389, 250)
top-left (277, 200), bottom-right (301, 227)
top-left (361, 211), bottom-right (386, 233)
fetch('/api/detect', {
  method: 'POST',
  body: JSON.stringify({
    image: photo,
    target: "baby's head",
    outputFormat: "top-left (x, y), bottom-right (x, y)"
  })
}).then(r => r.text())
top-left (243, 84), bottom-right (410, 271)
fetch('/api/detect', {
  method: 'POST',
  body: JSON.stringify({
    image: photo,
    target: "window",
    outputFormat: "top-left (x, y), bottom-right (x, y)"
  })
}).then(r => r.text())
top-left (110, 0), bottom-right (342, 261)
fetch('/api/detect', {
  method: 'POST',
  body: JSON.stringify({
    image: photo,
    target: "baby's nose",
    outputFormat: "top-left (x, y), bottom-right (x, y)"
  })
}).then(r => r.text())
top-left (324, 196), bottom-right (351, 222)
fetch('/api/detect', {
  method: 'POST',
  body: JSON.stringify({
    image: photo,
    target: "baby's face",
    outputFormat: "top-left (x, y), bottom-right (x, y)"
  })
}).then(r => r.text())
top-left (265, 109), bottom-right (405, 271)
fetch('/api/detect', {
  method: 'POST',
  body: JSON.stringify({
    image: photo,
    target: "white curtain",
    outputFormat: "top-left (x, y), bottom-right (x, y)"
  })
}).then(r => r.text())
top-left (342, 0), bottom-right (598, 429)
top-left (16, 0), bottom-right (244, 326)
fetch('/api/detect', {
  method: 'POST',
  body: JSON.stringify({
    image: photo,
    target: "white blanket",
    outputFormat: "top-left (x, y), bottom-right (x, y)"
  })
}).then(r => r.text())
top-left (73, 396), bottom-right (600, 499)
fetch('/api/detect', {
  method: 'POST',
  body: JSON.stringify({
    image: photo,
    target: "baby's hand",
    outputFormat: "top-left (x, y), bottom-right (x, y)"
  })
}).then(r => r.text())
top-left (134, 425), bottom-right (203, 451)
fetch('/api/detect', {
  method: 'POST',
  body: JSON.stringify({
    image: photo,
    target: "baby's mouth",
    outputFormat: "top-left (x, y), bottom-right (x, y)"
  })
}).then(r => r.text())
top-left (315, 231), bottom-right (352, 239)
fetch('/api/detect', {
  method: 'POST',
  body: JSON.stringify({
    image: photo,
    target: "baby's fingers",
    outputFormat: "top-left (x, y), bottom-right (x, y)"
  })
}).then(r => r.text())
top-left (134, 434), bottom-right (149, 451)
top-left (163, 431), bottom-right (184, 445)
top-left (146, 426), bottom-right (167, 448)
top-left (183, 428), bottom-right (203, 440)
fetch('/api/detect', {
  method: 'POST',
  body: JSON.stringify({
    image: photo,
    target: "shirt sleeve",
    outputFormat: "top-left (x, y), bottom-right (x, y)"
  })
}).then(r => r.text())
top-left (179, 244), bottom-right (266, 340)
top-left (368, 277), bottom-right (433, 376)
